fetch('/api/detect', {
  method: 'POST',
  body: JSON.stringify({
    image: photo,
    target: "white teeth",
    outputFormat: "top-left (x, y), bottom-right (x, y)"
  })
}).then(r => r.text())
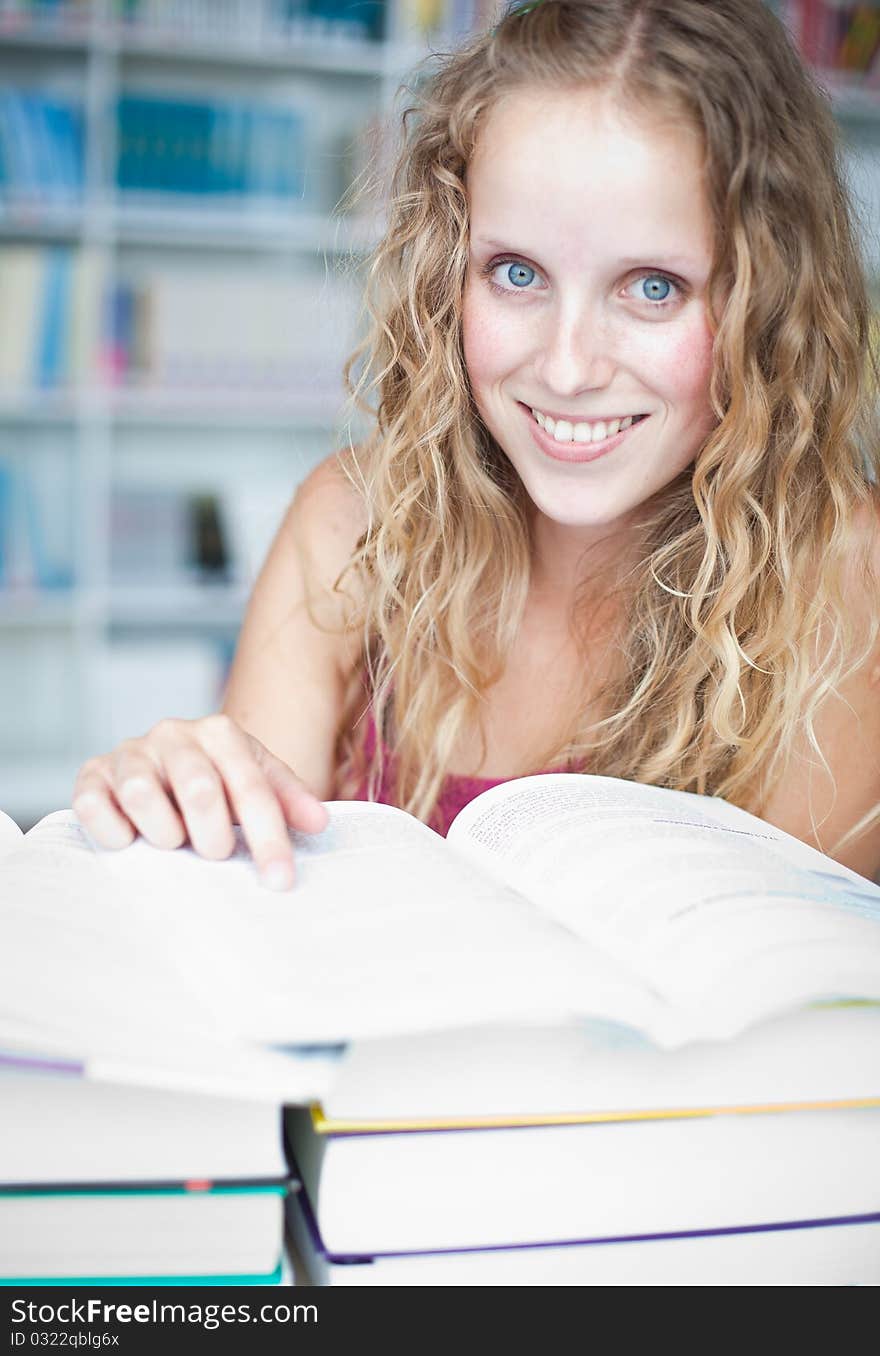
top-left (531, 409), bottom-right (638, 444)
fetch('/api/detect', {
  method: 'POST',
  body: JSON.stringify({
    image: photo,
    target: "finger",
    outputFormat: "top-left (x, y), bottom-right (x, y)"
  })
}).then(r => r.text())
top-left (157, 743), bottom-right (237, 862)
top-left (254, 744), bottom-right (329, 835)
top-left (72, 761), bottom-right (137, 849)
top-left (195, 720), bottom-right (298, 888)
top-left (222, 761), bottom-right (297, 890)
top-left (108, 743), bottom-right (188, 850)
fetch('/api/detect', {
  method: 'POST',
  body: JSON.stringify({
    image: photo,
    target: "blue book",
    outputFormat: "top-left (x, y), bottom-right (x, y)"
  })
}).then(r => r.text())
top-left (115, 95), bottom-right (134, 191)
top-left (2, 93), bottom-right (37, 199)
top-left (35, 247), bottom-right (70, 389)
top-left (116, 96), bottom-right (153, 194)
top-left (49, 99), bottom-right (84, 201)
top-left (191, 99), bottom-right (214, 196)
top-left (25, 94), bottom-right (59, 203)
top-left (205, 101), bottom-right (227, 197)
top-left (306, 0), bottom-right (385, 41)
top-left (238, 102), bottom-right (255, 199)
top-left (286, 107), bottom-right (307, 201)
top-left (2, 1262), bottom-right (286, 1287)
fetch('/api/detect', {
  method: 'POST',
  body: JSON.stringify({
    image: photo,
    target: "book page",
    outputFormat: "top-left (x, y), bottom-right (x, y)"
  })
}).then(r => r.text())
top-left (448, 774), bottom-right (880, 1039)
top-left (0, 808), bottom-right (23, 859)
top-left (1, 805), bottom-right (666, 1055)
top-left (0, 812), bottom-right (255, 1061)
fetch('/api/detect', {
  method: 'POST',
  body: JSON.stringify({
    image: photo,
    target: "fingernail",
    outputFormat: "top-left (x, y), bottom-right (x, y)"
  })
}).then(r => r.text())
top-left (262, 860), bottom-right (294, 891)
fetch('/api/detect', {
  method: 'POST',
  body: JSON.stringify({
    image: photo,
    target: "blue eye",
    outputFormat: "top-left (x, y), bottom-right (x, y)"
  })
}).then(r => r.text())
top-left (640, 275), bottom-right (672, 302)
top-left (504, 262), bottom-right (536, 288)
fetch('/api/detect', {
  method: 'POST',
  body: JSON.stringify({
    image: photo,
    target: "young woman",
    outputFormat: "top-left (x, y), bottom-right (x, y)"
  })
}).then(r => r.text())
top-left (72, 0), bottom-right (880, 886)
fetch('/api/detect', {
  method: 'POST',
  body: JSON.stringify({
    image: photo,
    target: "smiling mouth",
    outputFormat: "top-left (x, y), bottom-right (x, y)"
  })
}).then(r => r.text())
top-left (517, 401), bottom-right (649, 464)
top-left (521, 404), bottom-right (650, 446)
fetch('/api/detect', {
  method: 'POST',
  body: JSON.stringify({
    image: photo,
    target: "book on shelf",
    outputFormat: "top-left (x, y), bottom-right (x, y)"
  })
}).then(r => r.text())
top-left (106, 267), bottom-right (359, 397)
top-left (0, 243), bottom-right (359, 398)
top-left (0, 438), bottom-right (75, 592)
top-left (0, 90), bottom-right (84, 209)
top-left (771, 0), bottom-right (880, 84)
top-left (286, 1185), bottom-right (880, 1287)
top-left (109, 485), bottom-right (231, 587)
top-left (0, 1), bottom-right (92, 30)
top-left (115, 94), bottom-right (306, 204)
top-left (0, 245), bottom-right (101, 392)
top-left (112, 0), bottom-right (387, 45)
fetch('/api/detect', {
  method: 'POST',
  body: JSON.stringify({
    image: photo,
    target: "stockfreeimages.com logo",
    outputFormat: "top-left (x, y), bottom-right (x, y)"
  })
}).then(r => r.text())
top-left (11, 1299), bottom-right (318, 1333)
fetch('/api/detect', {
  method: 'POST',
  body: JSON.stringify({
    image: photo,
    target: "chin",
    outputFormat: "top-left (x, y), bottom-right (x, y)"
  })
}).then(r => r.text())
top-left (522, 482), bottom-right (637, 532)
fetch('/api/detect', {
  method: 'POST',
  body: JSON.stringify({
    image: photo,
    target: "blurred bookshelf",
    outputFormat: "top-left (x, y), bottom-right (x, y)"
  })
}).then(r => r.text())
top-left (0, 0), bottom-right (506, 825)
top-left (0, 0), bottom-right (878, 828)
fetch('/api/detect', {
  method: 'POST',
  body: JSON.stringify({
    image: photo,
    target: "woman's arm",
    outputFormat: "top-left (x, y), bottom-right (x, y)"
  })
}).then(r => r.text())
top-left (221, 450), bottom-right (367, 799)
top-left (72, 451), bottom-right (367, 887)
top-left (758, 505), bottom-right (880, 882)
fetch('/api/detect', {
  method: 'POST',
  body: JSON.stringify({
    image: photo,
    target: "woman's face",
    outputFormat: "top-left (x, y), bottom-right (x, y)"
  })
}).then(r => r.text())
top-left (462, 85), bottom-right (717, 544)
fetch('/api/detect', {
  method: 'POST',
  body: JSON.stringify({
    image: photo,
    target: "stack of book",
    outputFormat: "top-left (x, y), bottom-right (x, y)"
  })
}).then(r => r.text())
top-left (3, 773), bottom-right (880, 1285)
top-left (285, 1009), bottom-right (880, 1285)
top-left (0, 1060), bottom-right (298, 1286)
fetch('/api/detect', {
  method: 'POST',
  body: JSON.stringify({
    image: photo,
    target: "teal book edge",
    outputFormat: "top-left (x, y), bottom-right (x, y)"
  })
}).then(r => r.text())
top-left (0, 1261), bottom-right (284, 1287)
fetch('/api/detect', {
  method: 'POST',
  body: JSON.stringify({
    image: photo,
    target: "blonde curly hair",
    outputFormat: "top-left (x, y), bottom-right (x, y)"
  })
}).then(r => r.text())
top-left (330, 0), bottom-right (880, 852)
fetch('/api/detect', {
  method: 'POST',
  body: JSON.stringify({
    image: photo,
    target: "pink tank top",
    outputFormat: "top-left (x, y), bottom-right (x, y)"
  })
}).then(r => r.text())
top-left (351, 702), bottom-right (569, 838)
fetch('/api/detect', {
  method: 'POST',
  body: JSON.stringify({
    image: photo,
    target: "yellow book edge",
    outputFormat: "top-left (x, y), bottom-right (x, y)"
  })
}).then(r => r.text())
top-left (309, 1095), bottom-right (880, 1136)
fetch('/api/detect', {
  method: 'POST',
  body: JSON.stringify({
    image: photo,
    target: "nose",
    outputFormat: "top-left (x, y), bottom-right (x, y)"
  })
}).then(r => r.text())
top-left (533, 300), bottom-right (616, 397)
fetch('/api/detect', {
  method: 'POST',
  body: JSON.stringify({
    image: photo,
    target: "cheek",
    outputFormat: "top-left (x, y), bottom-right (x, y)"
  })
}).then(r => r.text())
top-left (461, 283), bottom-right (518, 389)
top-left (461, 288), bottom-right (493, 389)
top-left (659, 320), bottom-right (716, 412)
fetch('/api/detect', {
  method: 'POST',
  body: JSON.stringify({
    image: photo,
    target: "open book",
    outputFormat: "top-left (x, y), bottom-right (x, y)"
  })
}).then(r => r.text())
top-left (2, 775), bottom-right (880, 1086)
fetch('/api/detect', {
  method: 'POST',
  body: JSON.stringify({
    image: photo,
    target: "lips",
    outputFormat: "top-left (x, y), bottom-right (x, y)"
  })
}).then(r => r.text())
top-left (518, 402), bottom-right (649, 465)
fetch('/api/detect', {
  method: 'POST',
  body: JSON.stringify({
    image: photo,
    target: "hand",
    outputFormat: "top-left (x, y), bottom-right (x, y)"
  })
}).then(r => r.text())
top-left (71, 715), bottom-right (328, 890)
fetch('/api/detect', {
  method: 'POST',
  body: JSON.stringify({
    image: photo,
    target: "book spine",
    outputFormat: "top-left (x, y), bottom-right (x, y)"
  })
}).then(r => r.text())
top-left (35, 248), bottom-right (69, 389)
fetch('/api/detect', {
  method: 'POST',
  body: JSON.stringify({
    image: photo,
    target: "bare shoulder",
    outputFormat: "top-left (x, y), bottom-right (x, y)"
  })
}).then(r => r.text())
top-left (288, 448), bottom-right (370, 592)
top-left (759, 492), bottom-right (880, 880)
top-left (271, 449), bottom-right (367, 645)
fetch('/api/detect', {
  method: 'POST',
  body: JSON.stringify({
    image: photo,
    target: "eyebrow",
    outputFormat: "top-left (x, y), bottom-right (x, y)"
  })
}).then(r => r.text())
top-left (472, 238), bottom-right (705, 272)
